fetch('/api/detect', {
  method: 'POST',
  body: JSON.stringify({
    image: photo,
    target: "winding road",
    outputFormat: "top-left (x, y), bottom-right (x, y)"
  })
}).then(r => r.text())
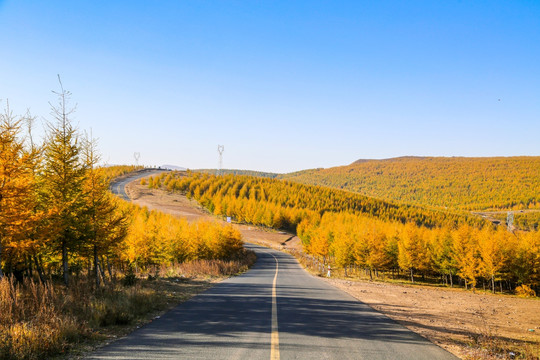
top-left (91, 172), bottom-right (457, 360)
top-left (109, 169), bottom-right (168, 200)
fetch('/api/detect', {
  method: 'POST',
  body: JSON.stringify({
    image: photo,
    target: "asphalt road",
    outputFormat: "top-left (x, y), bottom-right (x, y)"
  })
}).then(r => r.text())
top-left (109, 169), bottom-right (168, 200)
top-left (94, 173), bottom-right (458, 360)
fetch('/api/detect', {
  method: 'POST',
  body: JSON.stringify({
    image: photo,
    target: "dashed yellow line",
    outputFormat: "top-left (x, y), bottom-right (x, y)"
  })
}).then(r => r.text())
top-left (269, 252), bottom-right (280, 360)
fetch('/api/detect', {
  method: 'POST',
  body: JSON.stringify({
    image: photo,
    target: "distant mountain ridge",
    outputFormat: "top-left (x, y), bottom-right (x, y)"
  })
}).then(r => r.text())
top-left (161, 164), bottom-right (187, 171)
top-left (351, 156), bottom-right (428, 165)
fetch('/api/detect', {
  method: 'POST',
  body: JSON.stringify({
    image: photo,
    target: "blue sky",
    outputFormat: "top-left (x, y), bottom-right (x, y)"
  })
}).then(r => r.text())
top-left (1, 1), bottom-right (539, 173)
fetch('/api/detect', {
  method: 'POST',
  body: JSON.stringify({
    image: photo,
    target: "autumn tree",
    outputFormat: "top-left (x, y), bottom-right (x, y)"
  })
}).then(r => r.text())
top-left (428, 228), bottom-right (457, 286)
top-left (364, 226), bottom-right (391, 277)
top-left (331, 225), bottom-right (354, 275)
top-left (0, 104), bottom-right (38, 278)
top-left (42, 78), bottom-right (87, 286)
top-left (398, 223), bottom-right (428, 282)
top-left (512, 231), bottom-right (540, 290)
top-left (22, 112), bottom-right (49, 282)
top-left (81, 133), bottom-right (128, 286)
top-left (452, 224), bottom-right (480, 290)
top-left (310, 226), bottom-right (331, 263)
top-left (477, 227), bottom-right (506, 292)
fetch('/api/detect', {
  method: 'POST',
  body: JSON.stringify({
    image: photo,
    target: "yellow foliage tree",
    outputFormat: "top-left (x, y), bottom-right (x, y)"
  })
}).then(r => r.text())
top-left (0, 106), bottom-right (38, 278)
top-left (452, 225), bottom-right (480, 289)
top-left (477, 227), bottom-right (507, 292)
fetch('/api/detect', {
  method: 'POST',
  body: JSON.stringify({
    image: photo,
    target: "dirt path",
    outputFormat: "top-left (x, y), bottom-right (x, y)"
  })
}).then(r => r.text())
top-left (125, 181), bottom-right (304, 252)
top-left (125, 180), bottom-right (540, 359)
top-left (325, 279), bottom-right (540, 358)
top-left (472, 209), bottom-right (540, 228)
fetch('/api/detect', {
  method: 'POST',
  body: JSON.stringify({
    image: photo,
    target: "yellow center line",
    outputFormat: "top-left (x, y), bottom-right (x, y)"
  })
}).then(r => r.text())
top-left (269, 252), bottom-right (280, 360)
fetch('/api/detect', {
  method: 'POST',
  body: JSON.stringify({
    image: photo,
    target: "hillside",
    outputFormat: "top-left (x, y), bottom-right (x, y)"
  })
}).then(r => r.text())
top-left (148, 171), bottom-right (539, 296)
top-left (155, 172), bottom-right (485, 230)
top-left (279, 156), bottom-right (540, 211)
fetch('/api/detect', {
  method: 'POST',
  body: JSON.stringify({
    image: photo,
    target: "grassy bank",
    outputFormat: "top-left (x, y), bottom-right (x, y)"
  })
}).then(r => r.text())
top-left (0, 250), bottom-right (256, 360)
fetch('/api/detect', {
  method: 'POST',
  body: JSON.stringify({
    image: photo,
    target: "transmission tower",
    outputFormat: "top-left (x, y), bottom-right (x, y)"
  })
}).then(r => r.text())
top-left (507, 211), bottom-right (514, 232)
top-left (134, 152), bottom-right (141, 166)
top-left (217, 145), bottom-right (224, 176)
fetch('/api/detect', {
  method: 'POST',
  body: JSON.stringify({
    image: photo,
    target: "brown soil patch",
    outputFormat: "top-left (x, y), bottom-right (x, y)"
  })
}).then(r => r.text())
top-left (124, 179), bottom-right (540, 359)
top-left (324, 278), bottom-right (540, 358)
top-left (126, 180), bottom-right (215, 222)
top-left (125, 181), bottom-right (303, 253)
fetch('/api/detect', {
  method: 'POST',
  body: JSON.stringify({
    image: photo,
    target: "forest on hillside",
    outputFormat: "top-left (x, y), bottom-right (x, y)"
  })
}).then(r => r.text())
top-left (149, 171), bottom-right (540, 295)
top-left (279, 156), bottom-right (540, 211)
top-left (152, 171), bottom-right (485, 229)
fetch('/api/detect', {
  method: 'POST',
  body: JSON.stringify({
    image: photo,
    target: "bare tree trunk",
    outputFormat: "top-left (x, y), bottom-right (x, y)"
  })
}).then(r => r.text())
top-left (99, 256), bottom-right (106, 282)
top-left (0, 241), bottom-right (3, 278)
top-left (94, 245), bottom-right (100, 287)
top-left (450, 274), bottom-right (453, 287)
top-left (33, 255), bottom-right (45, 283)
top-left (410, 268), bottom-right (414, 283)
top-left (26, 255), bottom-right (33, 278)
top-left (87, 259), bottom-right (91, 277)
top-left (491, 275), bottom-right (495, 293)
top-left (62, 240), bottom-right (69, 286)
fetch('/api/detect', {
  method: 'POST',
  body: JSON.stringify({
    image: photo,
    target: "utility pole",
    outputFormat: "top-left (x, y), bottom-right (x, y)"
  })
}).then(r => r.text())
top-left (217, 145), bottom-right (224, 175)
top-left (507, 211), bottom-right (514, 232)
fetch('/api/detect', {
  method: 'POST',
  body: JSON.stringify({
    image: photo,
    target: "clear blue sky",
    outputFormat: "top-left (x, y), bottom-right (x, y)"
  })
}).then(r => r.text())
top-left (1, 1), bottom-right (539, 173)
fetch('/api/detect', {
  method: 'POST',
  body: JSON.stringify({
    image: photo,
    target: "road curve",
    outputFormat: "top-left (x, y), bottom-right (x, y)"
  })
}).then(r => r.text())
top-left (109, 169), bottom-right (168, 200)
top-left (93, 173), bottom-right (457, 360)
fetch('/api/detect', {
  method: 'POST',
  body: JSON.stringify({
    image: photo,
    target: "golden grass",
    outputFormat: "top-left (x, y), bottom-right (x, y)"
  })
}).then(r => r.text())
top-left (0, 277), bottom-right (82, 359)
top-left (157, 250), bottom-right (257, 278)
top-left (0, 250), bottom-right (256, 359)
top-left (463, 328), bottom-right (540, 360)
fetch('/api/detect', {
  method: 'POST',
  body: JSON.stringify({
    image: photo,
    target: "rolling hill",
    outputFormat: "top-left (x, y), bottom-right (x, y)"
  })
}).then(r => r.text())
top-left (279, 156), bottom-right (540, 211)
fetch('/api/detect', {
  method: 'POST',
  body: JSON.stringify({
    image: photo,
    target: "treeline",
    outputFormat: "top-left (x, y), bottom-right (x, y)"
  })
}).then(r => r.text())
top-left (280, 156), bottom-right (540, 211)
top-left (149, 172), bottom-right (539, 294)
top-left (102, 165), bottom-right (144, 180)
top-left (120, 202), bottom-right (244, 271)
top-left (298, 213), bottom-right (539, 294)
top-left (0, 93), bottom-right (245, 286)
